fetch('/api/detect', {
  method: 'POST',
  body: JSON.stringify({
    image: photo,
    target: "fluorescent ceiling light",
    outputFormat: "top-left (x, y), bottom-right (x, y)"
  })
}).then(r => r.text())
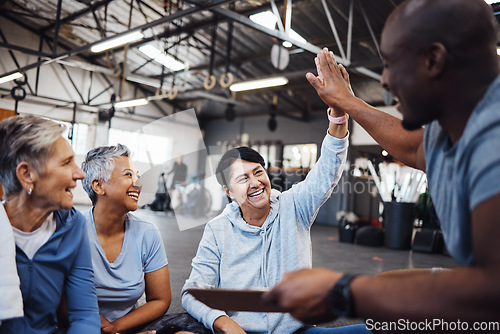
top-left (250, 11), bottom-right (278, 30)
top-left (485, 0), bottom-right (498, 4)
top-left (497, 47), bottom-right (500, 55)
top-left (114, 98), bottom-right (148, 109)
top-left (0, 72), bottom-right (23, 85)
top-left (230, 76), bottom-right (288, 92)
top-left (91, 31), bottom-right (144, 53)
top-left (138, 44), bottom-right (185, 71)
top-left (250, 11), bottom-right (307, 48)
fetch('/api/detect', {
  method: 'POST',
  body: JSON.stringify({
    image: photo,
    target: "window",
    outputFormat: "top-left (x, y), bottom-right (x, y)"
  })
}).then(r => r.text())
top-left (282, 143), bottom-right (317, 169)
top-left (108, 128), bottom-right (172, 165)
top-left (56, 121), bottom-right (89, 156)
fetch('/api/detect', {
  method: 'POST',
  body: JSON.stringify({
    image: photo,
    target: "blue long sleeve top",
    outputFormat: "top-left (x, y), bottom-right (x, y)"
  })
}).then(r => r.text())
top-left (182, 132), bottom-right (349, 333)
top-left (0, 208), bottom-right (100, 334)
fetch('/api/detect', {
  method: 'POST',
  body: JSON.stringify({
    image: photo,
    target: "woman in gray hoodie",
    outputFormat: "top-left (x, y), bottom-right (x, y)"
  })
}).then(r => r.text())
top-left (182, 62), bottom-right (369, 334)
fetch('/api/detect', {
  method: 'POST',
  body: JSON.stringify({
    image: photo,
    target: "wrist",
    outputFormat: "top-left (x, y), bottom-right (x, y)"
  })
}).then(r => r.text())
top-left (109, 321), bottom-right (121, 334)
top-left (327, 273), bottom-right (358, 317)
top-left (213, 315), bottom-right (231, 332)
top-left (327, 108), bottom-right (349, 124)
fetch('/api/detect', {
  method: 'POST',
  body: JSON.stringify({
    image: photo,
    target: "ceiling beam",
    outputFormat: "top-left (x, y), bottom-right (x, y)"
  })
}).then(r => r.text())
top-left (41, 0), bottom-right (116, 33)
top-left (0, 0), bottom-right (236, 80)
top-left (183, 1), bottom-right (381, 81)
top-left (0, 41), bottom-right (52, 58)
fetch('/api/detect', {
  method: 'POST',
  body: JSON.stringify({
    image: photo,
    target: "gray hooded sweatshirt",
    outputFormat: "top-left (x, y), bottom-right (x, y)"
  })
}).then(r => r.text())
top-left (182, 132), bottom-right (348, 333)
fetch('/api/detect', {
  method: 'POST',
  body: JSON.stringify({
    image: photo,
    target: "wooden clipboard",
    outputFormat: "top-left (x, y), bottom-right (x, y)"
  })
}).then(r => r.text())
top-left (186, 288), bottom-right (286, 313)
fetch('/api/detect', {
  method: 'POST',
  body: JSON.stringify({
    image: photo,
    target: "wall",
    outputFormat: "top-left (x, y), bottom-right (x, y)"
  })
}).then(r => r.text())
top-left (204, 106), bottom-right (398, 147)
top-left (204, 112), bottom-right (330, 148)
top-left (351, 106), bottom-right (400, 145)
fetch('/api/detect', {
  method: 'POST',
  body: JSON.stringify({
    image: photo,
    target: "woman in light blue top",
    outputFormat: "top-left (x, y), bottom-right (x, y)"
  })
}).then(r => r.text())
top-left (82, 144), bottom-right (200, 334)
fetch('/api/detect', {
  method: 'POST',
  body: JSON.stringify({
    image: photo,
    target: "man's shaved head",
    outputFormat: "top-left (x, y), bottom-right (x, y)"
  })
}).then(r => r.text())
top-left (386, 0), bottom-right (498, 64)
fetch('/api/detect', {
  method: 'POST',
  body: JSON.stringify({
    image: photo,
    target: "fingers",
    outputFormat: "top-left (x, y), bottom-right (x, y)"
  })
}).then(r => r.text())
top-left (320, 48), bottom-right (341, 78)
top-left (314, 57), bottom-right (324, 85)
top-left (339, 64), bottom-right (349, 82)
top-left (261, 284), bottom-right (280, 304)
top-left (338, 64), bottom-right (354, 96)
top-left (306, 72), bottom-right (321, 91)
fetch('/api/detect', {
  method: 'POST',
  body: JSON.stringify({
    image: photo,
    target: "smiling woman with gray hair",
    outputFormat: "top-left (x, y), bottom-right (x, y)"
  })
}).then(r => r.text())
top-left (0, 115), bottom-right (100, 333)
top-left (81, 145), bottom-right (202, 334)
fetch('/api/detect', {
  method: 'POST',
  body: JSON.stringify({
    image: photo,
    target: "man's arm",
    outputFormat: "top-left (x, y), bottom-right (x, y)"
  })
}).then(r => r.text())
top-left (308, 49), bottom-right (425, 171)
top-left (264, 194), bottom-right (500, 322)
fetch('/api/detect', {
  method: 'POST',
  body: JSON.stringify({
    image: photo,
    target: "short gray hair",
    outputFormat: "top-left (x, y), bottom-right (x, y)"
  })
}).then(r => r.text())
top-left (0, 115), bottom-right (64, 197)
top-left (81, 144), bottom-right (131, 205)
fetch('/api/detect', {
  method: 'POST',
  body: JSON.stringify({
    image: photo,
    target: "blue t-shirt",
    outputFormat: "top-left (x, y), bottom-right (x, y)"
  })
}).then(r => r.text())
top-left (424, 75), bottom-right (500, 266)
top-left (83, 209), bottom-right (168, 322)
top-left (0, 208), bottom-right (100, 334)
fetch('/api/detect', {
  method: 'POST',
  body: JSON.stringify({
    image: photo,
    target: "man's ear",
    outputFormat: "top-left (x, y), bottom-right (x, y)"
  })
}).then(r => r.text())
top-left (16, 161), bottom-right (37, 192)
top-left (223, 185), bottom-right (232, 199)
top-left (425, 42), bottom-right (447, 78)
top-left (91, 179), bottom-right (105, 197)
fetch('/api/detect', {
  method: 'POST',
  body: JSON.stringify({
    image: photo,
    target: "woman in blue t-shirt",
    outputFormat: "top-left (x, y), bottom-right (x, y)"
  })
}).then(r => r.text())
top-left (81, 144), bottom-right (204, 334)
top-left (0, 115), bottom-right (100, 333)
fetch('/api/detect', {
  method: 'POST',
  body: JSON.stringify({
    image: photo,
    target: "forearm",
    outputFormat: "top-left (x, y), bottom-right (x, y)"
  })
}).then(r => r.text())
top-left (344, 98), bottom-right (424, 169)
top-left (182, 287), bottom-right (226, 331)
top-left (289, 129), bottom-right (348, 225)
top-left (111, 300), bottom-right (169, 333)
top-left (352, 267), bottom-right (500, 322)
top-left (213, 315), bottom-right (246, 334)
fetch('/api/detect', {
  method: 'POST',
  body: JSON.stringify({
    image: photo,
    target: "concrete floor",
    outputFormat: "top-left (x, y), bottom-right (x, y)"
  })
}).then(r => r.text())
top-left (128, 207), bottom-right (457, 328)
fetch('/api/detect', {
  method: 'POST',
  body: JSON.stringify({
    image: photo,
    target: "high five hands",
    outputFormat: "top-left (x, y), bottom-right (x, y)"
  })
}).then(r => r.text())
top-left (306, 48), bottom-right (356, 116)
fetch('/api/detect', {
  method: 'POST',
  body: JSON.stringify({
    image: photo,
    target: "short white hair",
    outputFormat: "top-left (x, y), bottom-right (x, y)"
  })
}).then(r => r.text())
top-left (0, 115), bottom-right (64, 197)
top-left (81, 144), bottom-right (131, 205)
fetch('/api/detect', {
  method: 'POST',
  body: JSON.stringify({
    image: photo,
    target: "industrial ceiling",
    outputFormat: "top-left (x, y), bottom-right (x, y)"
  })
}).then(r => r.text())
top-left (0, 0), bottom-right (498, 126)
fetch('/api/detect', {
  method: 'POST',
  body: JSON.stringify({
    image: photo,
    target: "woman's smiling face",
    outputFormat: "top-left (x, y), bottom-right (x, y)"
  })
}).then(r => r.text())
top-left (225, 159), bottom-right (272, 215)
top-left (32, 136), bottom-right (85, 211)
top-left (102, 156), bottom-right (142, 212)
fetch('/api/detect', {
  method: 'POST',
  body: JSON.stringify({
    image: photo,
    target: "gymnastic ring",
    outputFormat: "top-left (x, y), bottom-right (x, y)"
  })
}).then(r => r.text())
top-left (219, 72), bottom-right (235, 88)
top-left (203, 75), bottom-right (217, 90)
top-left (167, 86), bottom-right (178, 100)
top-left (155, 87), bottom-right (166, 97)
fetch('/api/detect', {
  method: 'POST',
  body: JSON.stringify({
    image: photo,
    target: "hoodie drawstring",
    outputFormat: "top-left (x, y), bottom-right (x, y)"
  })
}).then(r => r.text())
top-left (261, 228), bottom-right (268, 286)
